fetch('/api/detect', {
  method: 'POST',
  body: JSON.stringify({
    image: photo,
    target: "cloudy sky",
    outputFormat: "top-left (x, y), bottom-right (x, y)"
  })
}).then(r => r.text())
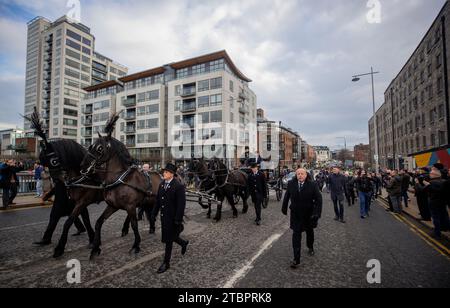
top-left (0, 0), bottom-right (447, 149)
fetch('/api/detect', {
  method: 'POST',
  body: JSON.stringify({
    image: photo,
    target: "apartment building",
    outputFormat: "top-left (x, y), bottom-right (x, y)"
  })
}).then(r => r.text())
top-left (80, 50), bottom-right (257, 167)
top-left (314, 146), bottom-right (331, 163)
top-left (369, 1), bottom-right (450, 170)
top-left (23, 16), bottom-right (128, 142)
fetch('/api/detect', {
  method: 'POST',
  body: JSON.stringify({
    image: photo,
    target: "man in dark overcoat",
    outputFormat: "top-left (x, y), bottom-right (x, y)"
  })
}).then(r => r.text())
top-left (248, 162), bottom-right (267, 225)
top-left (153, 163), bottom-right (189, 274)
top-left (282, 168), bottom-right (322, 268)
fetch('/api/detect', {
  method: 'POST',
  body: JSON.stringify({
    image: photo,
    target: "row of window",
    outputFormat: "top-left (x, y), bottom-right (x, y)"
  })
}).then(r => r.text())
top-left (174, 94), bottom-right (223, 110)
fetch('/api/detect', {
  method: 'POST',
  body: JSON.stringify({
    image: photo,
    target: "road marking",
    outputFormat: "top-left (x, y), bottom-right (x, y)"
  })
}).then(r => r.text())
top-left (0, 221), bottom-right (48, 232)
top-left (0, 205), bottom-right (52, 213)
top-left (376, 199), bottom-right (450, 260)
top-left (221, 232), bottom-right (284, 288)
top-left (84, 251), bottom-right (164, 287)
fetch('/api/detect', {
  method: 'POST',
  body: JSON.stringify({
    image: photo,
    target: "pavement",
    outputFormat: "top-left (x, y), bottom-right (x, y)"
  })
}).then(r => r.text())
top-left (378, 189), bottom-right (450, 241)
top-left (0, 193), bottom-right (53, 210)
top-left (0, 191), bottom-right (449, 288)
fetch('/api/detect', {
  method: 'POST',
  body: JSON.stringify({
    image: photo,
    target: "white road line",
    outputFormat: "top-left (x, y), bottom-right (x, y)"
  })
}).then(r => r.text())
top-left (222, 232), bottom-right (284, 288)
top-left (84, 251), bottom-right (164, 287)
top-left (0, 221), bottom-right (48, 232)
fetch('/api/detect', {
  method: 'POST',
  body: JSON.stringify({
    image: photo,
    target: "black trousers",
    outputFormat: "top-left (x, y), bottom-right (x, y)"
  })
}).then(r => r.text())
top-left (2, 187), bottom-right (10, 208)
top-left (164, 237), bottom-right (187, 264)
top-left (292, 229), bottom-right (314, 262)
top-left (332, 196), bottom-right (344, 220)
top-left (8, 183), bottom-right (17, 204)
top-left (251, 193), bottom-right (263, 222)
top-left (42, 207), bottom-right (86, 242)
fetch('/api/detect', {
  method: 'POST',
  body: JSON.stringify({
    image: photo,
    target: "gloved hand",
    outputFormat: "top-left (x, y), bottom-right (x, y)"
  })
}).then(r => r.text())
top-left (311, 215), bottom-right (319, 228)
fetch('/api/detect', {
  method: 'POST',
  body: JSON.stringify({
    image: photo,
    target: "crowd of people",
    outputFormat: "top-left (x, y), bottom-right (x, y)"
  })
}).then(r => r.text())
top-left (313, 163), bottom-right (450, 239)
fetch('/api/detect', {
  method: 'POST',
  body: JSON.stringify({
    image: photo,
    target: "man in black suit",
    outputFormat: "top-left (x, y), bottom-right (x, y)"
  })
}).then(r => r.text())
top-left (153, 163), bottom-right (189, 274)
top-left (282, 168), bottom-right (322, 268)
top-left (248, 162), bottom-right (267, 226)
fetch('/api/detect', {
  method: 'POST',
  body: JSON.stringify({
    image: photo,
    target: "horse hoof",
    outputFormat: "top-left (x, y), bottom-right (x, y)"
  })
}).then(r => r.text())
top-left (90, 249), bottom-right (101, 260)
top-left (121, 231), bottom-right (129, 237)
top-left (53, 248), bottom-right (64, 258)
top-left (88, 242), bottom-right (94, 249)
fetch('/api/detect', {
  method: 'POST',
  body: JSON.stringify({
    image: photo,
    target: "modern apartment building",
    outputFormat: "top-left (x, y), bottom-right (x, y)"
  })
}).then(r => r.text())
top-left (369, 1), bottom-right (450, 170)
top-left (81, 50), bottom-right (257, 167)
top-left (23, 16), bottom-right (128, 142)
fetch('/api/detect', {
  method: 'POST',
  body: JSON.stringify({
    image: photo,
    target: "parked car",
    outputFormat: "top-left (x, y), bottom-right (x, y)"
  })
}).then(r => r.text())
top-left (282, 172), bottom-right (296, 189)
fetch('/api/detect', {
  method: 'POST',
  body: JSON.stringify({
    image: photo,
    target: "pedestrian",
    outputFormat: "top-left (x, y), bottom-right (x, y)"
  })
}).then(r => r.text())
top-left (41, 167), bottom-right (53, 204)
top-left (385, 170), bottom-right (403, 214)
top-left (344, 171), bottom-right (355, 206)
top-left (355, 170), bottom-right (373, 219)
top-left (282, 168), bottom-right (322, 269)
top-left (34, 162), bottom-right (44, 198)
top-left (248, 162), bottom-right (267, 226)
top-left (414, 169), bottom-right (431, 221)
top-left (329, 167), bottom-right (346, 223)
top-left (399, 170), bottom-right (411, 208)
top-left (153, 163), bottom-right (189, 274)
top-left (420, 169), bottom-right (450, 239)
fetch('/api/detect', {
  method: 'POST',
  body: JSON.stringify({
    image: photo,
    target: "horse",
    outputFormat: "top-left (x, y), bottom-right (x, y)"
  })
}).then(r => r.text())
top-left (81, 113), bottom-right (160, 259)
top-left (208, 158), bottom-right (249, 222)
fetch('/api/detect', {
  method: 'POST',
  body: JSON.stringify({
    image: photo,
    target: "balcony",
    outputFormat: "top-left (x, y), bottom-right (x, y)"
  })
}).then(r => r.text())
top-left (82, 117), bottom-right (92, 125)
top-left (123, 97), bottom-right (136, 107)
top-left (123, 113), bottom-right (136, 121)
top-left (41, 112), bottom-right (49, 119)
top-left (239, 91), bottom-right (247, 101)
top-left (43, 63), bottom-right (52, 71)
top-left (180, 87), bottom-right (196, 97)
top-left (181, 101), bottom-right (196, 113)
top-left (44, 54), bottom-right (52, 62)
top-left (125, 126), bottom-right (136, 134)
top-left (82, 130), bottom-right (93, 138)
top-left (42, 93), bottom-right (49, 100)
top-left (126, 139), bottom-right (136, 147)
top-left (42, 102), bottom-right (50, 109)
top-left (83, 106), bottom-right (93, 114)
top-left (239, 106), bottom-right (246, 114)
top-left (45, 36), bottom-right (52, 43)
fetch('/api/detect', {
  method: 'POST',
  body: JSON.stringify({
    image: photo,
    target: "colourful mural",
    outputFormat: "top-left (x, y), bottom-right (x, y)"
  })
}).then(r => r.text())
top-left (413, 147), bottom-right (450, 169)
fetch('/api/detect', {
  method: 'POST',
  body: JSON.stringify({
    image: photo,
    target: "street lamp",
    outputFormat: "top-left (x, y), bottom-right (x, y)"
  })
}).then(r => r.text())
top-left (352, 67), bottom-right (380, 172)
top-left (336, 137), bottom-right (347, 151)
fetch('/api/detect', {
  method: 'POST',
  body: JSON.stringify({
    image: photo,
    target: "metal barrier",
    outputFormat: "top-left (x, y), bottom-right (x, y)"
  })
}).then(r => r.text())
top-left (16, 172), bottom-right (37, 194)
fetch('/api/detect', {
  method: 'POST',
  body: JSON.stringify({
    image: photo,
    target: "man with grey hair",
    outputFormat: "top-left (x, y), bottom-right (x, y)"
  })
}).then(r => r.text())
top-left (282, 168), bottom-right (322, 268)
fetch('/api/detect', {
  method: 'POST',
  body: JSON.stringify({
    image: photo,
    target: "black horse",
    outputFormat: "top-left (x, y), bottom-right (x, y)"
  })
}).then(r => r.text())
top-left (187, 158), bottom-right (249, 221)
top-left (81, 113), bottom-right (160, 259)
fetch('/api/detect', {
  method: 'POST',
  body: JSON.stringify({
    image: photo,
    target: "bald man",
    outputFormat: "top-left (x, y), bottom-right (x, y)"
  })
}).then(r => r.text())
top-left (282, 168), bottom-right (323, 268)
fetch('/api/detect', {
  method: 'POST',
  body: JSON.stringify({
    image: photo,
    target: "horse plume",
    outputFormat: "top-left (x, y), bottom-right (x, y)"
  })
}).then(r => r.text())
top-left (104, 111), bottom-right (122, 138)
top-left (21, 107), bottom-right (49, 146)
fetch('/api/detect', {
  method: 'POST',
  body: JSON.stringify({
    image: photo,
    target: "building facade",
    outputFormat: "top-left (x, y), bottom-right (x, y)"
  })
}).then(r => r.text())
top-left (314, 146), bottom-right (331, 163)
top-left (369, 1), bottom-right (450, 170)
top-left (0, 129), bottom-right (25, 156)
top-left (80, 50), bottom-right (257, 167)
top-left (353, 143), bottom-right (370, 168)
top-left (23, 16), bottom-right (128, 143)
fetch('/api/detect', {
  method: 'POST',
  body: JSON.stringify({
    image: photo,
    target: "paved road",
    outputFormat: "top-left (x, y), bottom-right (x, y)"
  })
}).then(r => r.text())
top-left (0, 191), bottom-right (449, 288)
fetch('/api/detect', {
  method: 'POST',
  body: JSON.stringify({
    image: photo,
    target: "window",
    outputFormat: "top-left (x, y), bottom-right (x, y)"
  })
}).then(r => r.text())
top-left (65, 68), bottom-right (80, 79)
top-left (65, 48), bottom-right (80, 60)
top-left (210, 110), bottom-right (222, 123)
top-left (64, 78), bottom-right (80, 88)
top-left (229, 80), bottom-right (234, 92)
top-left (198, 112), bottom-right (209, 124)
top-left (66, 29), bottom-right (81, 41)
top-left (81, 55), bottom-right (90, 64)
top-left (423, 136), bottom-right (427, 148)
top-left (63, 128), bottom-right (77, 136)
top-left (82, 46), bottom-right (91, 55)
top-left (65, 58), bottom-right (80, 70)
top-left (192, 64), bottom-right (205, 75)
top-left (137, 133), bottom-right (159, 144)
top-left (174, 115), bottom-right (180, 124)
top-left (210, 77), bottom-right (222, 89)
top-left (66, 39), bottom-right (81, 51)
top-left (437, 76), bottom-right (444, 94)
top-left (198, 80), bottom-right (209, 92)
top-left (438, 131), bottom-right (446, 145)
top-left (436, 53), bottom-right (442, 68)
top-left (82, 37), bottom-right (91, 46)
top-left (431, 134), bottom-right (436, 146)
top-left (64, 98), bottom-right (78, 107)
top-left (438, 104), bottom-right (445, 119)
top-left (93, 99), bottom-right (110, 110)
top-left (210, 59), bottom-right (224, 72)
top-left (63, 108), bottom-right (78, 117)
top-left (176, 68), bottom-right (188, 79)
top-left (210, 94), bottom-right (222, 106)
top-left (175, 85), bottom-right (181, 95)
top-left (137, 119), bottom-right (159, 129)
top-left (198, 96), bottom-right (209, 108)
top-left (63, 118), bottom-right (78, 126)
top-left (147, 90), bottom-right (159, 100)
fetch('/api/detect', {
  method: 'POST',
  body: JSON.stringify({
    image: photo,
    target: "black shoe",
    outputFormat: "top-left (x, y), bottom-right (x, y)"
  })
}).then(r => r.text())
top-left (290, 260), bottom-right (300, 269)
top-left (308, 249), bottom-right (315, 256)
top-left (157, 263), bottom-right (170, 274)
top-left (340, 219), bottom-right (346, 224)
top-left (361, 216), bottom-right (366, 219)
top-left (1, 206), bottom-right (7, 210)
top-left (181, 241), bottom-right (189, 255)
top-left (33, 239), bottom-right (51, 246)
top-left (255, 220), bottom-right (261, 226)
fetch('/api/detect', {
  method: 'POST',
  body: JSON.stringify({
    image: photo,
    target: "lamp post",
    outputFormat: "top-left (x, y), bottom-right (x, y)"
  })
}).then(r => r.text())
top-left (352, 67), bottom-right (380, 172)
